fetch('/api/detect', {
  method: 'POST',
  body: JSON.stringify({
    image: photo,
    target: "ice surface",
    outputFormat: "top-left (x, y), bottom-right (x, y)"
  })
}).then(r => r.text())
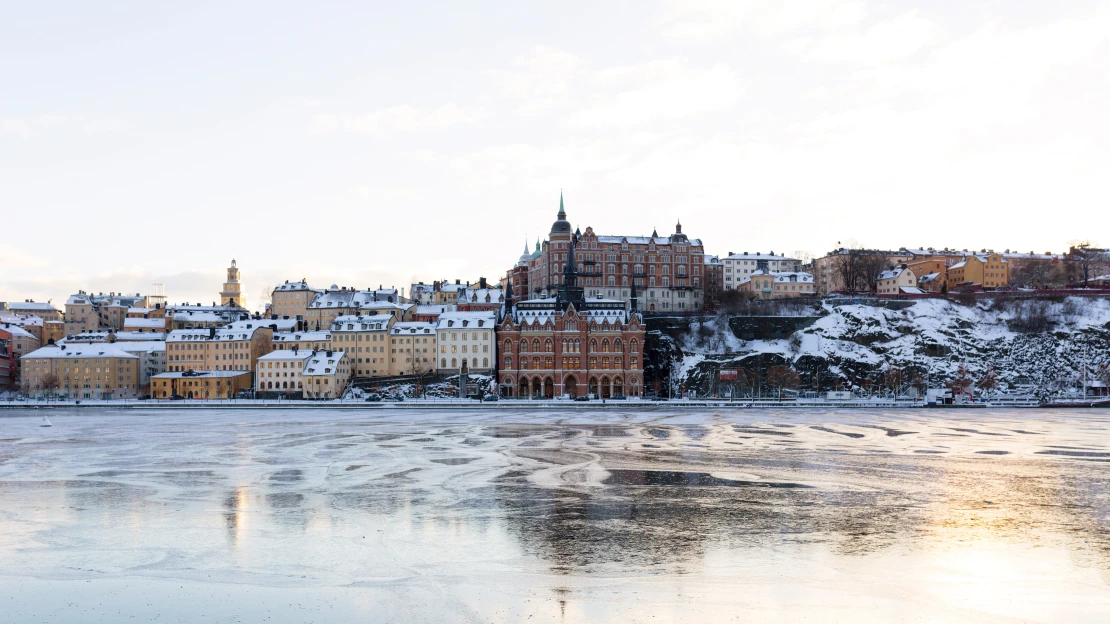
top-left (1, 407), bottom-right (1109, 622)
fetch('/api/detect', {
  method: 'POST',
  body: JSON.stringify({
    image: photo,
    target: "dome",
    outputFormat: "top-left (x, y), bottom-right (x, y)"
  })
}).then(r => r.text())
top-left (549, 191), bottom-right (572, 235)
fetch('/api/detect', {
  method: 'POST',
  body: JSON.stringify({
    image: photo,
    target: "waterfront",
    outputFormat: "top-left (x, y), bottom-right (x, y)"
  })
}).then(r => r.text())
top-left (1, 408), bottom-right (1108, 622)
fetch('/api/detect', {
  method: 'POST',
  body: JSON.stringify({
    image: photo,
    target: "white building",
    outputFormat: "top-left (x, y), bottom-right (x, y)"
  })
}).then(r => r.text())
top-left (435, 312), bottom-right (496, 374)
top-left (303, 350), bottom-right (351, 399)
top-left (256, 349), bottom-right (313, 394)
top-left (722, 252), bottom-right (802, 290)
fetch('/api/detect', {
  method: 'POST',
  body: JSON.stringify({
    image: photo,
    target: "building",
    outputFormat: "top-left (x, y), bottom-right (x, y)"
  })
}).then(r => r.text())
top-left (917, 272), bottom-right (947, 293)
top-left (270, 280), bottom-right (321, 321)
top-left (1, 323), bottom-right (41, 383)
top-left (387, 322), bottom-right (437, 375)
top-left (948, 254), bottom-right (1010, 290)
top-left (256, 349), bottom-right (313, 395)
top-left (113, 341), bottom-right (166, 392)
top-left (435, 312), bottom-right (496, 375)
top-left (0, 327), bottom-right (15, 389)
top-left (813, 249), bottom-right (914, 295)
top-left (329, 314), bottom-right (395, 377)
top-left (64, 293), bottom-right (98, 334)
top-left (409, 282), bottom-right (437, 304)
top-left (164, 323), bottom-right (274, 376)
top-left (455, 285), bottom-right (505, 314)
top-left (304, 285), bottom-right (405, 330)
top-left (303, 350), bottom-right (351, 399)
top-left (21, 343), bottom-right (141, 399)
top-left (2, 300), bottom-right (63, 322)
top-left (498, 230), bottom-right (646, 399)
top-left (514, 194), bottom-right (705, 313)
top-left (875, 266), bottom-right (918, 295)
top-left (123, 317), bottom-right (168, 333)
top-left (220, 259), bottom-right (246, 308)
top-left (702, 255), bottom-right (724, 311)
top-left (413, 304), bottom-right (456, 323)
top-left (272, 330), bottom-right (332, 353)
top-left (64, 292), bottom-right (150, 333)
top-left (737, 271), bottom-right (816, 299)
top-left (166, 303), bottom-right (250, 329)
top-left (62, 330), bottom-right (166, 344)
top-left (721, 252), bottom-right (801, 290)
top-left (151, 370), bottom-right (253, 400)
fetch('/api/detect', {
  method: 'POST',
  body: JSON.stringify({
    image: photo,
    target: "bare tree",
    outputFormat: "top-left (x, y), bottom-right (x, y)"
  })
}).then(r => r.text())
top-left (1011, 259), bottom-right (1067, 289)
top-left (947, 364), bottom-right (973, 396)
top-left (977, 367), bottom-right (999, 400)
top-left (1068, 241), bottom-right (1110, 284)
top-left (766, 365), bottom-right (800, 399)
top-left (42, 374), bottom-right (60, 398)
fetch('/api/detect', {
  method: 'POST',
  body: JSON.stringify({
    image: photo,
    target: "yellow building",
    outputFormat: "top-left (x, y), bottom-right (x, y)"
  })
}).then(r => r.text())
top-left (270, 280), bottom-right (320, 320)
top-left (948, 254), bottom-right (1010, 290)
top-left (329, 314), bottom-right (395, 377)
top-left (303, 350), bottom-right (351, 399)
top-left (387, 321), bottom-right (436, 375)
top-left (737, 271), bottom-right (816, 299)
top-left (21, 343), bottom-right (140, 399)
top-left (220, 259), bottom-right (245, 308)
top-left (255, 349), bottom-right (313, 395)
top-left (152, 370), bottom-right (253, 400)
top-left (2, 301), bottom-right (62, 322)
top-left (165, 324), bottom-right (273, 375)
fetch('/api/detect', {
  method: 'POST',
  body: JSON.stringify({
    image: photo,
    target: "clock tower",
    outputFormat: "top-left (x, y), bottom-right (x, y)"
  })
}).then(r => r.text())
top-left (220, 259), bottom-right (245, 308)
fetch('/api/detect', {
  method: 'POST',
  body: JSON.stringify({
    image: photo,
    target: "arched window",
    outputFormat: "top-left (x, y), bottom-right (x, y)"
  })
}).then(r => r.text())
top-left (451, 358), bottom-right (457, 368)
top-left (544, 338), bottom-right (552, 352)
top-left (472, 358), bottom-right (478, 368)
top-left (630, 339), bottom-right (639, 356)
top-left (649, 276), bottom-right (656, 286)
top-left (441, 358), bottom-right (447, 367)
top-left (574, 339), bottom-right (580, 352)
top-left (602, 339), bottom-right (610, 352)
top-left (532, 338), bottom-right (540, 352)
top-left (504, 339), bottom-right (512, 352)
top-left (520, 339), bottom-right (528, 352)
top-left (614, 339), bottom-right (622, 352)
top-left (483, 358), bottom-right (488, 367)
top-left (561, 339), bottom-right (568, 351)
top-left (589, 339), bottom-right (597, 352)
top-left (532, 357), bottom-right (540, 369)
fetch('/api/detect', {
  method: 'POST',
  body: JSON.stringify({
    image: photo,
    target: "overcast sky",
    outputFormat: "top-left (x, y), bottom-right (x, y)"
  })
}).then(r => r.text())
top-left (3, 1), bottom-right (1108, 312)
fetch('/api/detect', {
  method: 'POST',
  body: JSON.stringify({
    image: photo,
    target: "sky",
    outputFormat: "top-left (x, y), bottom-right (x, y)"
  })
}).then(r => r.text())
top-left (2, 0), bottom-right (1108, 312)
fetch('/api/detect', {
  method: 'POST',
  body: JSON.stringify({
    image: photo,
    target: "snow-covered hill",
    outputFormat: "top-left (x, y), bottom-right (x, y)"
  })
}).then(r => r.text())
top-left (653, 297), bottom-right (1110, 399)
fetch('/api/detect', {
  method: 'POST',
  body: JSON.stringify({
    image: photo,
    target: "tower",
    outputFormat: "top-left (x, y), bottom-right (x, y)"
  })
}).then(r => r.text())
top-left (220, 259), bottom-right (245, 308)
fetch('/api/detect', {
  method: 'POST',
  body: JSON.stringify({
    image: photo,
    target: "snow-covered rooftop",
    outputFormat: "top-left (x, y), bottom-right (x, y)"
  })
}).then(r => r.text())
top-left (390, 322), bottom-right (435, 335)
top-left (23, 343), bottom-right (138, 360)
top-left (436, 311), bottom-right (496, 330)
top-left (272, 331), bottom-right (331, 343)
top-left (331, 314), bottom-right (393, 331)
top-left (304, 351), bottom-right (346, 376)
top-left (259, 350), bottom-right (313, 362)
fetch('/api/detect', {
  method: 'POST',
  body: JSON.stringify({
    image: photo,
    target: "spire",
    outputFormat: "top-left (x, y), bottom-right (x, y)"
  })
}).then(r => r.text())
top-left (651, 227), bottom-right (658, 238)
top-left (535, 238), bottom-right (540, 252)
top-left (558, 190), bottom-right (566, 219)
top-left (523, 237), bottom-right (529, 254)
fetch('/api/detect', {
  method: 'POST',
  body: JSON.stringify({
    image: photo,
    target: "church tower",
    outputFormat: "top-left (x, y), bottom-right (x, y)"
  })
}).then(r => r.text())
top-left (220, 259), bottom-right (245, 308)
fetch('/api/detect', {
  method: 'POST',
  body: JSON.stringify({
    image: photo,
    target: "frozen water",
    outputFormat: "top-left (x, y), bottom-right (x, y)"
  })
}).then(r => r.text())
top-left (1, 407), bottom-right (1109, 622)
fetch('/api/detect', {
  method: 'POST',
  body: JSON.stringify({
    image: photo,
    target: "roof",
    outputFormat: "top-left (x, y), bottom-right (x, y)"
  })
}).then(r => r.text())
top-left (127, 307), bottom-right (156, 313)
top-left (899, 286), bottom-right (927, 294)
top-left (113, 342), bottom-right (166, 355)
top-left (703, 254), bottom-right (721, 265)
top-left (436, 311), bottom-right (497, 330)
top-left (304, 351), bottom-right (346, 376)
top-left (67, 294), bottom-right (92, 306)
top-left (272, 330), bottom-right (331, 343)
top-left (153, 370), bottom-right (250, 379)
top-left (228, 318), bottom-right (298, 332)
top-left (123, 318), bottom-right (166, 330)
top-left (258, 350), bottom-right (313, 361)
top-left (1, 324), bottom-right (38, 339)
top-left (918, 272), bottom-right (943, 283)
top-left (456, 288), bottom-right (505, 304)
top-left (308, 288), bottom-right (400, 309)
top-left (595, 235), bottom-right (703, 246)
top-left (23, 344), bottom-right (138, 360)
top-left (61, 330), bottom-right (166, 343)
top-left (167, 324), bottom-right (272, 343)
top-left (5, 301), bottom-right (58, 312)
top-left (1, 314), bottom-right (44, 327)
top-left (390, 322), bottom-right (435, 335)
top-left (332, 314), bottom-right (393, 331)
top-left (272, 280), bottom-right (318, 292)
top-left (724, 253), bottom-right (798, 262)
top-left (878, 267), bottom-right (913, 280)
top-left (415, 304), bottom-right (456, 315)
top-left (747, 270), bottom-right (814, 283)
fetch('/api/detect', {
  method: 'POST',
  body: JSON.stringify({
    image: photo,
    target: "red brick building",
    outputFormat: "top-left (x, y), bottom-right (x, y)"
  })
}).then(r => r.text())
top-left (512, 194), bottom-right (705, 313)
top-left (497, 221), bottom-right (646, 399)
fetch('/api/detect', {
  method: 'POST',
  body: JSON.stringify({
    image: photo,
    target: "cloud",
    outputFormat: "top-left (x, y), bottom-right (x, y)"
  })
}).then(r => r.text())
top-left (658, 0), bottom-right (866, 41)
top-left (488, 45), bottom-right (588, 117)
top-left (313, 104), bottom-right (484, 137)
top-left (0, 244), bottom-right (50, 270)
top-left (567, 59), bottom-right (744, 128)
top-left (0, 114), bottom-right (125, 137)
top-left (784, 11), bottom-right (944, 65)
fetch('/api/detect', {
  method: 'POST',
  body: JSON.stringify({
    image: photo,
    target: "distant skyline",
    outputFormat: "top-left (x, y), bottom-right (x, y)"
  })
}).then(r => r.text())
top-left (3, 1), bottom-right (1108, 312)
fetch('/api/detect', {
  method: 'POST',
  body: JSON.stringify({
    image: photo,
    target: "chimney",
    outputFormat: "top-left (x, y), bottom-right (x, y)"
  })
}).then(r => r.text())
top-left (479, 277), bottom-right (487, 289)
top-left (208, 327), bottom-right (215, 339)
top-left (326, 350), bottom-right (333, 357)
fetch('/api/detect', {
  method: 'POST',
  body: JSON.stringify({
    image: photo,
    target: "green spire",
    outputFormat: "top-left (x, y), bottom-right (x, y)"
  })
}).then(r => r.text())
top-left (557, 190), bottom-right (566, 219)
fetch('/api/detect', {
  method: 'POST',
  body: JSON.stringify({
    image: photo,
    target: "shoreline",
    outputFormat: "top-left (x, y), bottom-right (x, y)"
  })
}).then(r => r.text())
top-left (2, 398), bottom-right (1084, 410)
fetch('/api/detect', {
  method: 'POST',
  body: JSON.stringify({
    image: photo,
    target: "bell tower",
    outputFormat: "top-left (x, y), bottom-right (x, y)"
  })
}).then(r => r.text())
top-left (220, 259), bottom-right (245, 308)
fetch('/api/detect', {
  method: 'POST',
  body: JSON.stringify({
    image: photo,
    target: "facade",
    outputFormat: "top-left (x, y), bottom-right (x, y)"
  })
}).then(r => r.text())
top-left (304, 286), bottom-right (404, 330)
top-left (220, 259), bottom-right (246, 307)
top-left (737, 271), bottom-right (816, 299)
top-left (151, 370), bottom-right (252, 400)
top-left (813, 249), bottom-right (913, 295)
top-left (21, 343), bottom-right (141, 399)
top-left (948, 254), bottom-right (1010, 290)
top-left (167, 304), bottom-right (250, 329)
top-left (876, 266), bottom-right (919, 295)
top-left (918, 272), bottom-right (947, 293)
top-left (498, 229), bottom-right (646, 399)
top-left (413, 304), bottom-right (456, 323)
top-left (0, 328), bottom-right (15, 388)
top-left (65, 292), bottom-right (149, 333)
top-left (387, 322), bottom-right (436, 375)
top-left (702, 255), bottom-right (723, 310)
top-left (435, 312), bottom-right (496, 374)
top-left (455, 287), bottom-right (505, 314)
top-left (303, 350), bottom-right (351, 399)
top-left (721, 252), bottom-right (801, 290)
top-left (256, 349), bottom-right (313, 395)
top-left (164, 324), bottom-right (274, 375)
top-left (329, 314), bottom-right (395, 377)
top-left (114, 342), bottom-right (166, 392)
top-left (123, 317), bottom-right (168, 333)
top-left (270, 280), bottom-right (321, 320)
top-left (514, 195), bottom-right (704, 313)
